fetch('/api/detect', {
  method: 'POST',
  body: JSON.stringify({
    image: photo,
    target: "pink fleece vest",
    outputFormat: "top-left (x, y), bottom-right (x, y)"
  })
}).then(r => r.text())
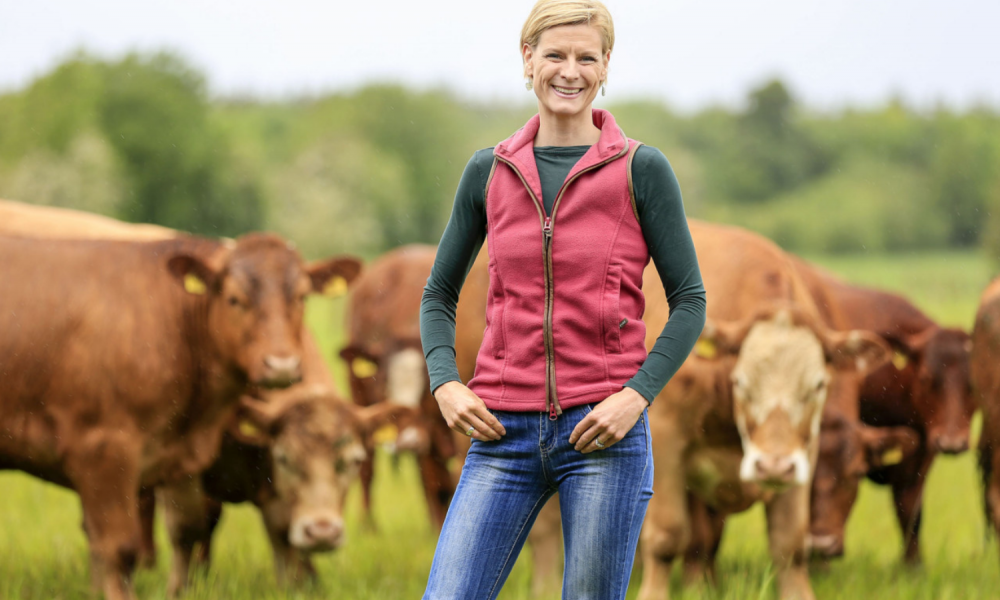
top-left (467, 110), bottom-right (649, 415)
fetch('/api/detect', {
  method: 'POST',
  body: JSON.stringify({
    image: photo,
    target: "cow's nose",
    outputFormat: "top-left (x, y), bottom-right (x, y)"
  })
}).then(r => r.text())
top-left (935, 435), bottom-right (968, 455)
top-left (808, 534), bottom-right (844, 558)
top-left (260, 355), bottom-right (302, 387)
top-left (754, 454), bottom-right (796, 483)
top-left (304, 518), bottom-right (344, 549)
top-left (264, 355), bottom-right (301, 373)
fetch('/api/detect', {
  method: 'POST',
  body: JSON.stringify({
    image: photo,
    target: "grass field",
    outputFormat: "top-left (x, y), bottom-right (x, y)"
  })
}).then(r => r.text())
top-left (0, 251), bottom-right (997, 599)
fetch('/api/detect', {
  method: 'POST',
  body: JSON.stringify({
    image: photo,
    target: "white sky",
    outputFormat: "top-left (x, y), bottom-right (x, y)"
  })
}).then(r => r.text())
top-left (1, 0), bottom-right (998, 110)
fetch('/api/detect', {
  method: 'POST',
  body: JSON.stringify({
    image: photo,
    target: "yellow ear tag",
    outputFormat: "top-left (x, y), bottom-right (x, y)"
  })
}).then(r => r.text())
top-left (694, 339), bottom-right (717, 359)
top-left (238, 419), bottom-right (263, 439)
top-left (892, 351), bottom-right (908, 370)
top-left (323, 276), bottom-right (348, 298)
top-left (880, 446), bottom-right (904, 466)
top-left (373, 424), bottom-right (398, 446)
top-left (184, 273), bottom-right (207, 295)
top-left (351, 357), bottom-right (378, 379)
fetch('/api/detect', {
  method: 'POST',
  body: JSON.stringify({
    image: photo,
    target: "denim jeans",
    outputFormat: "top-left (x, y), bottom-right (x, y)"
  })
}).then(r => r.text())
top-left (423, 402), bottom-right (653, 600)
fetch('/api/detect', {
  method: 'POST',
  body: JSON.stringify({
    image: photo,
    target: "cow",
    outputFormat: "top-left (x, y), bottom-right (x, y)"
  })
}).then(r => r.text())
top-left (340, 244), bottom-right (485, 529)
top-left (790, 256), bottom-right (974, 564)
top-left (971, 277), bottom-right (1000, 558)
top-left (0, 198), bottom-right (177, 240)
top-left (0, 232), bottom-right (359, 600)
top-left (634, 220), bottom-right (890, 600)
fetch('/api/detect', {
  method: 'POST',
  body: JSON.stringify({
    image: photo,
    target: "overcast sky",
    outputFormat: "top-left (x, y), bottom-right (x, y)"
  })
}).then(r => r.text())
top-left (1, 0), bottom-right (997, 110)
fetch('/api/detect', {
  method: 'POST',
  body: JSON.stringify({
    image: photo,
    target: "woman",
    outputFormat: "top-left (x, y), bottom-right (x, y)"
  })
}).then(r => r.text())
top-left (419, 1), bottom-right (706, 597)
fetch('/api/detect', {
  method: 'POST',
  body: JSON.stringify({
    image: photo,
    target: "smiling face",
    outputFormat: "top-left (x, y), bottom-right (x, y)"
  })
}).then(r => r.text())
top-left (523, 24), bottom-right (609, 122)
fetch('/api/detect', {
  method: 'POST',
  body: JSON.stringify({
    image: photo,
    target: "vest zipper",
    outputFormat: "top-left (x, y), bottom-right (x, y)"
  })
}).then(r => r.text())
top-left (495, 139), bottom-right (629, 419)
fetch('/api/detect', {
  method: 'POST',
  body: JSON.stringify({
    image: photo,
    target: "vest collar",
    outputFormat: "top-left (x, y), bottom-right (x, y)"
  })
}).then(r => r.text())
top-left (494, 109), bottom-right (629, 206)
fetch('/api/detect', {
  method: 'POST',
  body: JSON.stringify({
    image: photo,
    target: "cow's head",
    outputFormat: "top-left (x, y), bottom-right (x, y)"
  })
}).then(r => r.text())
top-left (890, 327), bottom-right (974, 454)
top-left (808, 411), bottom-right (919, 559)
top-left (167, 234), bottom-right (361, 389)
top-left (234, 393), bottom-right (403, 552)
top-left (700, 308), bottom-right (891, 490)
top-left (339, 343), bottom-right (431, 453)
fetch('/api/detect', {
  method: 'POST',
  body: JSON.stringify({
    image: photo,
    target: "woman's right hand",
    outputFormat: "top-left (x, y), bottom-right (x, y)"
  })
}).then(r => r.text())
top-left (433, 381), bottom-right (506, 442)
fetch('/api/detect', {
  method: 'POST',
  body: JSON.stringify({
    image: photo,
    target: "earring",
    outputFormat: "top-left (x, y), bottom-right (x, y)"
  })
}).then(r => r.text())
top-left (525, 78), bottom-right (533, 91)
top-left (601, 82), bottom-right (606, 97)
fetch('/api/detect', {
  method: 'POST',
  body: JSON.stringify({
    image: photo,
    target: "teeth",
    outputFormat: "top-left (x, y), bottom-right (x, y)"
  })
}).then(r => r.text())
top-left (553, 86), bottom-right (581, 94)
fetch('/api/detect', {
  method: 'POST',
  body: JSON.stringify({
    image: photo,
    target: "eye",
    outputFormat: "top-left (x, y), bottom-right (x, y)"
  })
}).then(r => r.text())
top-left (228, 296), bottom-right (241, 307)
top-left (546, 53), bottom-right (562, 60)
top-left (815, 378), bottom-right (828, 392)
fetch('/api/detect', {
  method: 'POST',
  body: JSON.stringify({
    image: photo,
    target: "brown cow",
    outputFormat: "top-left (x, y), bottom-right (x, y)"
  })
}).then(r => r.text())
top-left (0, 198), bottom-right (178, 240)
top-left (791, 257), bottom-right (974, 563)
top-left (635, 221), bottom-right (890, 600)
top-left (971, 277), bottom-right (1000, 557)
top-left (0, 233), bottom-right (358, 600)
top-left (340, 244), bottom-right (485, 529)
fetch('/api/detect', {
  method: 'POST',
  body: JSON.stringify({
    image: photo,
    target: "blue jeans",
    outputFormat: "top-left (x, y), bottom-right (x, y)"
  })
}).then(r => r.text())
top-left (423, 403), bottom-right (653, 600)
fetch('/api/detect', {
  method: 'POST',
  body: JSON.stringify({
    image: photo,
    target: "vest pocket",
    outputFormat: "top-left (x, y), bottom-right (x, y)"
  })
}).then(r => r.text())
top-left (488, 275), bottom-right (506, 360)
top-left (603, 264), bottom-right (623, 354)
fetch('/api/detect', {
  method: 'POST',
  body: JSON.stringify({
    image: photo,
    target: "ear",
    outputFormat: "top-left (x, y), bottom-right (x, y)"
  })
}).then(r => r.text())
top-left (167, 254), bottom-right (221, 296)
top-left (860, 425), bottom-right (920, 469)
top-left (227, 396), bottom-right (282, 446)
top-left (824, 330), bottom-right (891, 375)
top-left (900, 328), bottom-right (936, 356)
top-left (352, 402), bottom-right (411, 438)
top-left (341, 346), bottom-right (379, 379)
top-left (696, 318), bottom-right (752, 359)
top-left (522, 43), bottom-right (534, 73)
top-left (308, 256), bottom-right (363, 298)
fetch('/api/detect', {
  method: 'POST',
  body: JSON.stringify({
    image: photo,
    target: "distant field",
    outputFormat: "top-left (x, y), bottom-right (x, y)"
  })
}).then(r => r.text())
top-left (0, 251), bottom-right (997, 599)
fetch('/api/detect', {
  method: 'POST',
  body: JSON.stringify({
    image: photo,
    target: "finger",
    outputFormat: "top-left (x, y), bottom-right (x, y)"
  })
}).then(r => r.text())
top-left (574, 422), bottom-right (606, 453)
top-left (569, 414), bottom-right (596, 445)
top-left (453, 419), bottom-right (492, 442)
top-left (466, 412), bottom-right (501, 441)
top-left (473, 406), bottom-right (506, 437)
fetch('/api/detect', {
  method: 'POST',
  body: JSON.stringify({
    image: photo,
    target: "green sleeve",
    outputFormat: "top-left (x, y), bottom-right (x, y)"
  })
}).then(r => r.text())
top-left (419, 149), bottom-right (493, 394)
top-left (623, 146), bottom-right (708, 403)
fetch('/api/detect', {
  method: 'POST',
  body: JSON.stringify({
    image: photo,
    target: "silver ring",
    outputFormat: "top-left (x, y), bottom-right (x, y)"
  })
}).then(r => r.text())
top-left (595, 438), bottom-right (606, 449)
top-left (465, 427), bottom-right (475, 437)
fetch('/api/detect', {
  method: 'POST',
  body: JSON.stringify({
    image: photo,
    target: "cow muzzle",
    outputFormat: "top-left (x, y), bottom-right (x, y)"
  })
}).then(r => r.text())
top-left (256, 355), bottom-right (303, 389)
top-left (933, 433), bottom-right (969, 455)
top-left (290, 514), bottom-right (345, 552)
top-left (740, 445), bottom-right (810, 487)
top-left (807, 533), bottom-right (844, 559)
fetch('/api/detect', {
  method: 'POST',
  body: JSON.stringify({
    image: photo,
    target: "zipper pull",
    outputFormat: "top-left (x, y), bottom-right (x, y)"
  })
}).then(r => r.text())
top-left (549, 401), bottom-right (558, 420)
top-left (543, 217), bottom-right (552, 238)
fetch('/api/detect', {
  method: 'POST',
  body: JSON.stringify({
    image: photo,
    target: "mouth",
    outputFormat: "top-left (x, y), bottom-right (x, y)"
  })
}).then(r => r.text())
top-left (551, 85), bottom-right (584, 99)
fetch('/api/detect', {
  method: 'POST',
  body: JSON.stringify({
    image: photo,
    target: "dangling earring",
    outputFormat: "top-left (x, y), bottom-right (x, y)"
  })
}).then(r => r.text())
top-left (601, 82), bottom-right (606, 97)
top-left (525, 77), bottom-right (533, 91)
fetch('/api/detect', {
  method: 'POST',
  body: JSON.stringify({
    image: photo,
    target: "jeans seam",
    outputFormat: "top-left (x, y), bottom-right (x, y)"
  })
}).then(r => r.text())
top-left (486, 490), bottom-right (552, 600)
top-left (616, 411), bottom-right (651, 599)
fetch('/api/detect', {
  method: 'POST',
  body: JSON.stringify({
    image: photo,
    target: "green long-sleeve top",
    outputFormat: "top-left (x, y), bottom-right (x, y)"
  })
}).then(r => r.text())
top-left (420, 144), bottom-right (707, 404)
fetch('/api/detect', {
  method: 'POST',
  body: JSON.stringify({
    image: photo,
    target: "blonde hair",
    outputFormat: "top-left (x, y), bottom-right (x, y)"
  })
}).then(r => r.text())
top-left (520, 0), bottom-right (615, 55)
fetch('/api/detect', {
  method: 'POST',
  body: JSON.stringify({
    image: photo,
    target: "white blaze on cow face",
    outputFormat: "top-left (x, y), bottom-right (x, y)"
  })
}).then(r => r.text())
top-left (731, 318), bottom-right (830, 488)
top-left (386, 348), bottom-right (426, 408)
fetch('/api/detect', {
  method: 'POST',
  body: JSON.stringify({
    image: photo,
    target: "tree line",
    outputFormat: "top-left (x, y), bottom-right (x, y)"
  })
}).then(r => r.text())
top-left (1, 51), bottom-right (998, 259)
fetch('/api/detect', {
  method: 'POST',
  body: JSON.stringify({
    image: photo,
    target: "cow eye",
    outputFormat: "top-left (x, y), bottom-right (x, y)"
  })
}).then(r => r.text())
top-left (228, 296), bottom-right (242, 307)
top-left (815, 379), bottom-right (827, 392)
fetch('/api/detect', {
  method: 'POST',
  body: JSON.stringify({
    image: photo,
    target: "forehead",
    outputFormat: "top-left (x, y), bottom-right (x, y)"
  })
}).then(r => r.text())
top-left (922, 332), bottom-right (969, 366)
top-left (277, 403), bottom-right (357, 449)
top-left (736, 322), bottom-right (826, 381)
top-left (227, 242), bottom-right (305, 288)
top-left (536, 24), bottom-right (604, 51)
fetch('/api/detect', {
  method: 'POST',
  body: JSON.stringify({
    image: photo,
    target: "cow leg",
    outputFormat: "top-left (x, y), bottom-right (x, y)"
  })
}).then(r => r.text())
top-left (637, 421), bottom-right (691, 600)
top-left (192, 497), bottom-right (223, 568)
top-left (418, 452), bottom-right (455, 531)
top-left (527, 496), bottom-right (563, 597)
top-left (137, 487), bottom-right (158, 569)
top-left (359, 455), bottom-right (377, 531)
top-left (890, 452), bottom-right (932, 565)
top-left (159, 476), bottom-right (213, 597)
top-left (983, 441), bottom-right (1000, 560)
top-left (764, 486), bottom-right (814, 600)
top-left (65, 439), bottom-right (142, 600)
top-left (682, 494), bottom-right (725, 586)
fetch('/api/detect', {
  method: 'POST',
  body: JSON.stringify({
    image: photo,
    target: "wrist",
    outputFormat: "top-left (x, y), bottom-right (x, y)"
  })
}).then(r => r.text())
top-left (621, 386), bottom-right (650, 411)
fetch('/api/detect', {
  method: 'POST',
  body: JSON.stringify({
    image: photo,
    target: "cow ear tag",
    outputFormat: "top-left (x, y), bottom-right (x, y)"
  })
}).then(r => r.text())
top-left (184, 273), bottom-right (207, 295)
top-left (373, 424), bottom-right (398, 446)
top-left (323, 276), bottom-right (349, 298)
top-left (238, 419), bottom-right (264, 440)
top-left (694, 339), bottom-right (717, 359)
top-left (880, 446), bottom-right (904, 466)
top-left (892, 351), bottom-right (908, 370)
top-left (351, 357), bottom-right (378, 379)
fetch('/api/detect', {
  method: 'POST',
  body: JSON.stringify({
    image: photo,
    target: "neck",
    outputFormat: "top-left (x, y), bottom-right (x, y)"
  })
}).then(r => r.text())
top-left (534, 107), bottom-right (601, 147)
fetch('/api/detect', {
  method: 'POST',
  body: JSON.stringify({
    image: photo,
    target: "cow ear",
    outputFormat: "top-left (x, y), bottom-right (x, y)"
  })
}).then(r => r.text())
top-left (697, 318), bottom-right (751, 359)
top-left (352, 402), bottom-right (409, 438)
top-left (900, 328), bottom-right (935, 356)
top-left (168, 254), bottom-right (220, 296)
top-left (824, 330), bottom-right (891, 374)
top-left (308, 256), bottom-right (363, 298)
top-left (227, 396), bottom-right (281, 446)
top-left (860, 426), bottom-right (920, 469)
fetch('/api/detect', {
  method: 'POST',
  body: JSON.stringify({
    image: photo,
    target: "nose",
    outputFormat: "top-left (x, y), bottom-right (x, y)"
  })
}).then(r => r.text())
top-left (303, 517), bottom-right (344, 549)
top-left (754, 454), bottom-right (796, 484)
top-left (260, 354), bottom-right (302, 386)
top-left (808, 534), bottom-right (844, 558)
top-left (935, 434), bottom-right (969, 455)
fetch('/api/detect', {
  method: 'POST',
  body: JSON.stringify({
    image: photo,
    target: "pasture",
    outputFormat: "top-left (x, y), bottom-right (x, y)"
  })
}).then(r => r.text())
top-left (0, 250), bottom-right (996, 600)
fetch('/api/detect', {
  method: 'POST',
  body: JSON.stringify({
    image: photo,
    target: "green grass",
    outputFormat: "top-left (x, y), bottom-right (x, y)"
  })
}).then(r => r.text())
top-left (0, 251), bottom-right (997, 599)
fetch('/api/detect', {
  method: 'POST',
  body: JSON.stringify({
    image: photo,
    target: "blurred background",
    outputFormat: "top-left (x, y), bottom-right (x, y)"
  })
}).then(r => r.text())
top-left (1, 1), bottom-right (1000, 598)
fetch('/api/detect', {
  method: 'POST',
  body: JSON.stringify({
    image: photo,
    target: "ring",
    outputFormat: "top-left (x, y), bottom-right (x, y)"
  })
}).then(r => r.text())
top-left (465, 427), bottom-right (475, 437)
top-left (595, 438), bottom-right (605, 448)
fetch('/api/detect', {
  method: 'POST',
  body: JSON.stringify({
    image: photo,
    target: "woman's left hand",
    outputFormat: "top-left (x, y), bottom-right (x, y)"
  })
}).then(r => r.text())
top-left (569, 387), bottom-right (649, 453)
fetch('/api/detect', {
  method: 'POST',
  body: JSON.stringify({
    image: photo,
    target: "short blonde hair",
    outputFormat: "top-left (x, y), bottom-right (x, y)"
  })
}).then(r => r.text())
top-left (520, 0), bottom-right (615, 55)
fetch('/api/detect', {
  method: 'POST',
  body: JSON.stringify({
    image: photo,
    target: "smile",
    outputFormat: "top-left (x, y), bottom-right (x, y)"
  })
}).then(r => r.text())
top-left (552, 85), bottom-right (583, 98)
